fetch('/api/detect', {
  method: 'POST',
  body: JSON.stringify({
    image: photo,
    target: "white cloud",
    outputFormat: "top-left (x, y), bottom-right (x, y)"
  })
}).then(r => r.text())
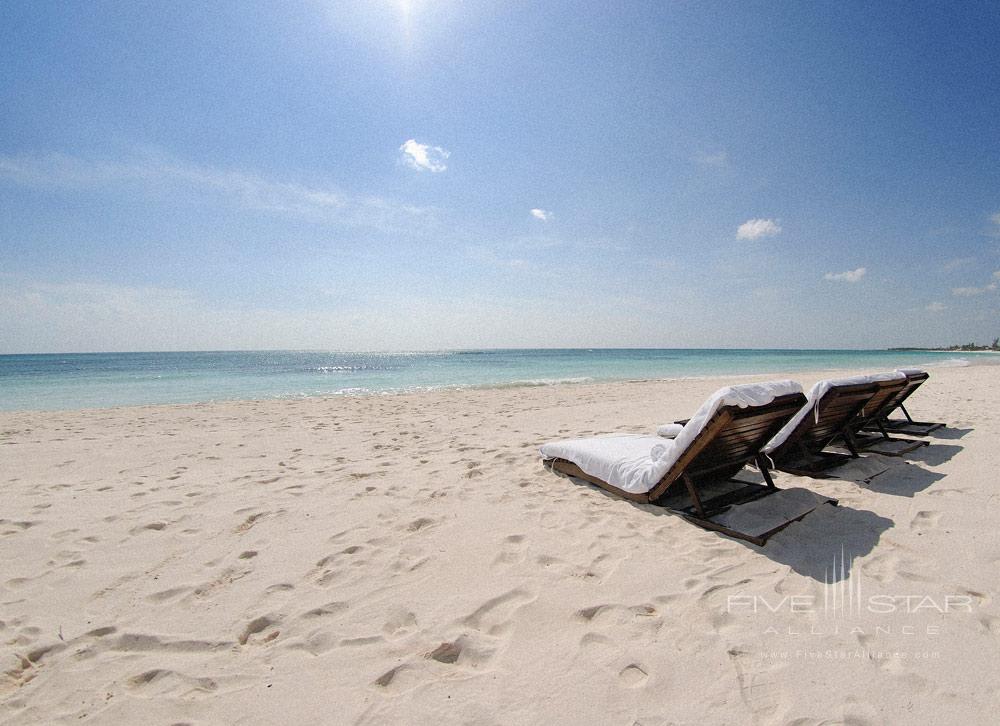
top-left (950, 270), bottom-right (1000, 297)
top-left (693, 150), bottom-right (729, 167)
top-left (926, 302), bottom-right (946, 312)
top-left (399, 139), bottom-right (449, 172)
top-left (952, 283), bottom-right (998, 296)
top-left (736, 218), bottom-right (781, 240)
top-left (824, 267), bottom-right (867, 283)
top-left (943, 257), bottom-right (975, 271)
top-left (530, 208), bottom-right (551, 221)
top-left (0, 151), bottom-right (432, 231)
top-left (467, 246), bottom-right (530, 270)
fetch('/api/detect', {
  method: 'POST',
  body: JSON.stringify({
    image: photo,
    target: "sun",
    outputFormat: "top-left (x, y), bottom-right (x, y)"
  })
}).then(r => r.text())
top-left (394, 0), bottom-right (422, 39)
top-left (397, 0), bottom-right (415, 21)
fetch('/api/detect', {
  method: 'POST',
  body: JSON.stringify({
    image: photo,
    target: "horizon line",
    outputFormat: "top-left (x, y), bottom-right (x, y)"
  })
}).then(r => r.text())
top-left (0, 345), bottom-right (972, 357)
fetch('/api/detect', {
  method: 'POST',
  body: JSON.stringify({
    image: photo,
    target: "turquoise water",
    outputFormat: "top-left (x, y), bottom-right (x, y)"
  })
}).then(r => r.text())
top-left (0, 349), bottom-right (985, 412)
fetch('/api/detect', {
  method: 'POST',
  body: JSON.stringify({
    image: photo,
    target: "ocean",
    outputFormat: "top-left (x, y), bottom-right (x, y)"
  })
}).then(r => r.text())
top-left (0, 349), bottom-right (985, 412)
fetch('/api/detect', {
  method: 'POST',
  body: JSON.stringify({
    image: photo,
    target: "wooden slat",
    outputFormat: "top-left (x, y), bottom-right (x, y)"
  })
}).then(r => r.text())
top-left (710, 417), bottom-right (796, 438)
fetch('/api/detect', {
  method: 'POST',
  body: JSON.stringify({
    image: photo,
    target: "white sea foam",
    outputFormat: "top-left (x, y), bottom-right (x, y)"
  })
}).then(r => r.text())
top-left (930, 357), bottom-right (971, 368)
top-left (485, 377), bottom-right (594, 389)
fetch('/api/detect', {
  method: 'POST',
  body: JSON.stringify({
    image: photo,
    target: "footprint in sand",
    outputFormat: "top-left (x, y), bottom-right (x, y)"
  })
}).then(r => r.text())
top-left (123, 669), bottom-right (256, 699)
top-left (372, 590), bottom-right (535, 694)
top-left (234, 510), bottom-right (275, 533)
top-left (130, 521), bottom-right (167, 534)
top-left (727, 646), bottom-right (788, 719)
top-left (382, 609), bottom-right (418, 640)
top-left (427, 639), bottom-right (464, 664)
top-left (910, 510), bottom-right (942, 531)
top-left (238, 615), bottom-right (281, 645)
top-left (860, 550), bottom-right (900, 583)
top-left (980, 616), bottom-right (1000, 636)
top-left (372, 664), bottom-right (413, 690)
top-left (459, 588), bottom-right (535, 636)
top-left (300, 601), bottom-right (349, 620)
top-left (534, 548), bottom-right (624, 583)
top-left (577, 633), bottom-right (651, 689)
top-left (85, 626), bottom-right (117, 638)
top-left (575, 603), bottom-right (657, 625)
top-left (618, 663), bottom-right (649, 688)
top-left (404, 517), bottom-right (437, 533)
top-left (492, 534), bottom-right (528, 567)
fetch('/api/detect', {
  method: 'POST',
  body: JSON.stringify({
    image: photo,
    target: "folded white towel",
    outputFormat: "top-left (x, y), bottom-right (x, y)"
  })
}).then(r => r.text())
top-left (656, 423), bottom-right (684, 439)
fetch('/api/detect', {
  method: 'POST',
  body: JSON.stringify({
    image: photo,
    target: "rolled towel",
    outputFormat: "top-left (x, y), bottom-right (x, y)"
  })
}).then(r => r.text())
top-left (656, 423), bottom-right (684, 439)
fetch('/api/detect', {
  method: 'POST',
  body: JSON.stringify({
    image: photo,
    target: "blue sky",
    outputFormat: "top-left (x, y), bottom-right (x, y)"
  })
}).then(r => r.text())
top-left (2, 0), bottom-right (999, 352)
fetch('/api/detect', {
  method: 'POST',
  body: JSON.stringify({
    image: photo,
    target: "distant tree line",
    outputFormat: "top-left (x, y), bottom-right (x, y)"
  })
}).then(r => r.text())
top-left (942, 336), bottom-right (1000, 352)
top-left (888, 336), bottom-right (1000, 352)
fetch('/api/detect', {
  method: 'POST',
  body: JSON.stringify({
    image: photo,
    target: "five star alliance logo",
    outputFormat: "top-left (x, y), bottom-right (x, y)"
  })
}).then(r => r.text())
top-left (725, 546), bottom-right (973, 636)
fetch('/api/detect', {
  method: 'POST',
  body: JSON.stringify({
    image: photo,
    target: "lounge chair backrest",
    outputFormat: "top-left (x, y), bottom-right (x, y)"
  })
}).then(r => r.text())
top-left (849, 377), bottom-right (908, 430)
top-left (647, 392), bottom-right (807, 501)
top-left (763, 371), bottom-right (906, 458)
top-left (881, 370), bottom-right (929, 415)
top-left (767, 381), bottom-right (877, 459)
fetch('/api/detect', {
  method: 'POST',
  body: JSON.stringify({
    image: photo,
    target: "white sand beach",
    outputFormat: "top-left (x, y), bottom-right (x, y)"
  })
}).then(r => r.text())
top-left (2, 365), bottom-right (998, 724)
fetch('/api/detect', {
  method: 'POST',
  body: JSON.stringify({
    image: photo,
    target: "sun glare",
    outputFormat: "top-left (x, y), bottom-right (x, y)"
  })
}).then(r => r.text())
top-left (397, 0), bottom-right (414, 22)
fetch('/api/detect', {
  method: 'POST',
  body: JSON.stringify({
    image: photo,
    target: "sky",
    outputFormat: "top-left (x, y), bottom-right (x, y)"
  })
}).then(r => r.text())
top-left (1, 0), bottom-right (999, 353)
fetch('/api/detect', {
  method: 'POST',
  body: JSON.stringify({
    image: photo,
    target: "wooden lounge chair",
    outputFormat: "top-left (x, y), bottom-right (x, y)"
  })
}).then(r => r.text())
top-left (539, 381), bottom-right (836, 546)
top-left (864, 369), bottom-right (944, 436)
top-left (762, 375), bottom-right (888, 478)
top-left (840, 374), bottom-right (929, 456)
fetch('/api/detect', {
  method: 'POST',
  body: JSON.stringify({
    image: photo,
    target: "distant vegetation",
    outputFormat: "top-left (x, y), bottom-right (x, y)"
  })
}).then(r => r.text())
top-left (890, 337), bottom-right (1000, 352)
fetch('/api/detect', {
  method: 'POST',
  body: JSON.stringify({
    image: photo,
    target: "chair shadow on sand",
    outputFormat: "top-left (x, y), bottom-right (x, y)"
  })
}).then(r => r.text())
top-left (901, 443), bottom-right (963, 467)
top-left (925, 426), bottom-right (973, 441)
top-left (861, 461), bottom-right (946, 497)
top-left (574, 477), bottom-right (892, 583)
top-left (857, 436), bottom-right (961, 494)
top-left (822, 443), bottom-right (958, 496)
top-left (747, 501), bottom-right (893, 582)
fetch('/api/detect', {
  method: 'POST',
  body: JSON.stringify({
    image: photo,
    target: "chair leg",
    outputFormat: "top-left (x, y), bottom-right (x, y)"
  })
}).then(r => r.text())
top-left (841, 428), bottom-right (861, 458)
top-left (797, 441), bottom-right (812, 461)
top-left (843, 428), bottom-right (863, 453)
top-left (756, 454), bottom-right (778, 489)
top-left (900, 403), bottom-right (915, 424)
top-left (681, 473), bottom-right (707, 519)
